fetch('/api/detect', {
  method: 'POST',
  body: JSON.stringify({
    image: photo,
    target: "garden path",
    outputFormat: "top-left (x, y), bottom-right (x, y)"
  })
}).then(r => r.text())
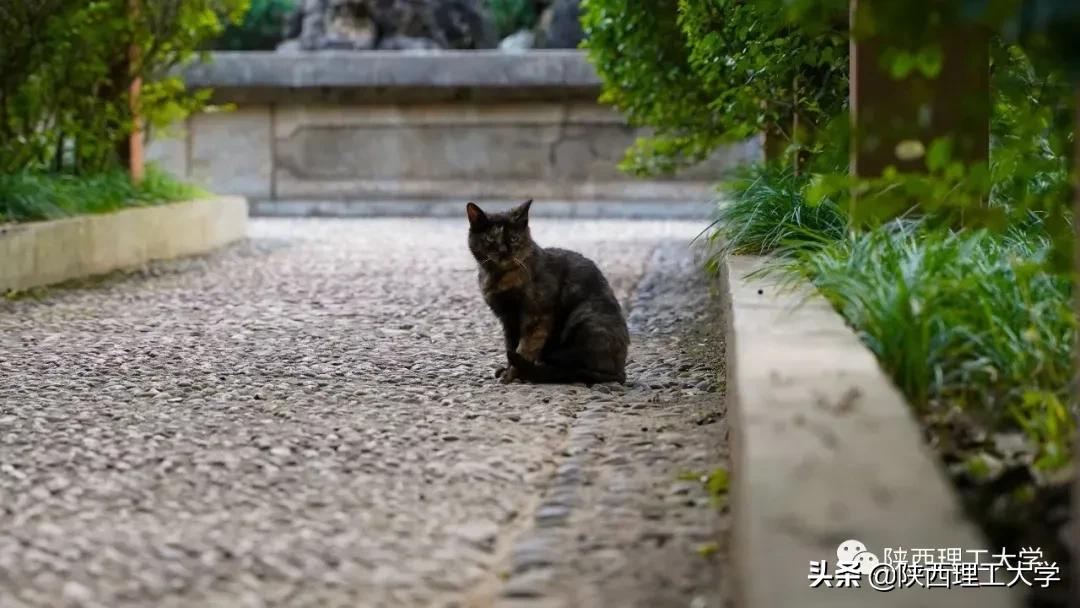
top-left (0, 217), bottom-right (729, 608)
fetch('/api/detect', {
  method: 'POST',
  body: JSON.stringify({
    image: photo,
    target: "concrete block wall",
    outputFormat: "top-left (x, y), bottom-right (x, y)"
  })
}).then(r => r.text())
top-left (148, 52), bottom-right (760, 217)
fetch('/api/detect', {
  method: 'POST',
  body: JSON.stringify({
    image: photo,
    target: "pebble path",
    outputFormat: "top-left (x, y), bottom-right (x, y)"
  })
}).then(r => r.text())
top-left (0, 218), bottom-right (729, 608)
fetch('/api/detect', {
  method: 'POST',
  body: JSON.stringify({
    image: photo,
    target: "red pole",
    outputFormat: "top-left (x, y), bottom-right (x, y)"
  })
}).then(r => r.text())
top-left (128, 0), bottom-right (144, 184)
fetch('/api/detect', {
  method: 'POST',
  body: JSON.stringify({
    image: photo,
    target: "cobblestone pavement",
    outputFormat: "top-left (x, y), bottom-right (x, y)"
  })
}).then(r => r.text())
top-left (0, 218), bottom-right (730, 608)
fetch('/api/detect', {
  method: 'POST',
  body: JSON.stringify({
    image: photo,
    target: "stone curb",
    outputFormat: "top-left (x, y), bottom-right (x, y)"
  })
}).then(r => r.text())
top-left (719, 255), bottom-right (1021, 607)
top-left (183, 51), bottom-right (601, 90)
top-left (0, 197), bottom-right (247, 293)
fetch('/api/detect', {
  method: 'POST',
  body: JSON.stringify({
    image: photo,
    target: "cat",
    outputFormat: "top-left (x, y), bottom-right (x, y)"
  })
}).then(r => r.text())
top-left (466, 200), bottom-right (629, 384)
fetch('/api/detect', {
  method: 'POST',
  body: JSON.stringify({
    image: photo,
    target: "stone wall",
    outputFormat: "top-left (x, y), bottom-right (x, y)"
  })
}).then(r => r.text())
top-left (148, 51), bottom-right (760, 216)
top-left (0, 198), bottom-right (247, 292)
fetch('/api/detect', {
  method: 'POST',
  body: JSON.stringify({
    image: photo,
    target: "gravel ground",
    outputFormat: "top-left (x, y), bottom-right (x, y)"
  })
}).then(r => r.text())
top-left (0, 218), bottom-right (729, 608)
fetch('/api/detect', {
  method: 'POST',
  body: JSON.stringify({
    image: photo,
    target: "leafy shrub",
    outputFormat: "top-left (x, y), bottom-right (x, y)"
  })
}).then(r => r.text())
top-left (0, 0), bottom-right (248, 174)
top-left (580, 0), bottom-right (848, 175)
top-left (580, 0), bottom-right (711, 175)
top-left (988, 40), bottom-right (1075, 270)
top-left (0, 166), bottom-right (205, 223)
top-left (215, 0), bottom-right (295, 50)
top-left (677, 1), bottom-right (848, 159)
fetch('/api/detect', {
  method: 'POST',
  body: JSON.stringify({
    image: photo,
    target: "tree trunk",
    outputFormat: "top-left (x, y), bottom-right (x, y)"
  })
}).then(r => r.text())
top-left (763, 122), bottom-right (787, 164)
top-left (53, 134), bottom-right (64, 173)
top-left (109, 57), bottom-right (132, 171)
top-left (849, 0), bottom-right (989, 222)
top-left (128, 0), bottom-right (144, 183)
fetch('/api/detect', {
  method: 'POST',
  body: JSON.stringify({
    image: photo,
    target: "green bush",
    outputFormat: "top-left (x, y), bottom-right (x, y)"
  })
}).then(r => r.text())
top-left (580, 0), bottom-right (715, 176)
top-left (0, 0), bottom-right (248, 174)
top-left (215, 0), bottom-right (295, 50)
top-left (988, 40), bottom-right (1074, 263)
top-left (0, 166), bottom-right (205, 223)
top-left (580, 0), bottom-right (848, 175)
top-left (487, 0), bottom-right (537, 39)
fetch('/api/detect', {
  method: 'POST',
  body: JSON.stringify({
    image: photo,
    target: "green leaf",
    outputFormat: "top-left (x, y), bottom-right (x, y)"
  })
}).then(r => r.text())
top-left (696, 542), bottom-right (720, 558)
top-left (916, 44), bottom-right (944, 78)
top-left (925, 137), bottom-right (953, 172)
top-left (888, 51), bottom-right (917, 79)
top-left (704, 467), bottom-right (729, 497)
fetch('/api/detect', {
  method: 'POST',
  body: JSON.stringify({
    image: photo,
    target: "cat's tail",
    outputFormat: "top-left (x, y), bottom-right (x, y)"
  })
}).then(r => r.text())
top-left (507, 351), bottom-right (625, 385)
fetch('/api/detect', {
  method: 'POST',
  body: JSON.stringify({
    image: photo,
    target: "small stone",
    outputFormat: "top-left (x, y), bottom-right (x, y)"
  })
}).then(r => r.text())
top-left (62, 581), bottom-right (93, 602)
top-left (512, 536), bottom-right (556, 573)
top-left (669, 482), bottom-right (695, 496)
top-left (502, 567), bottom-right (554, 598)
top-left (449, 520), bottom-right (499, 552)
top-left (535, 504), bottom-right (570, 526)
top-left (498, 30), bottom-right (535, 52)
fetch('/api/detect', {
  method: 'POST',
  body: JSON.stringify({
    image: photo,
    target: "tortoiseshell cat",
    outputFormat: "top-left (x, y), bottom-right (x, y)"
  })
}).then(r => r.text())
top-left (466, 200), bottom-right (629, 384)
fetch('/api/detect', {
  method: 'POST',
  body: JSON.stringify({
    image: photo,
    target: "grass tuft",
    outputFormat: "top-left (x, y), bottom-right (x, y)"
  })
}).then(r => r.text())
top-left (777, 225), bottom-right (1075, 466)
top-left (0, 166), bottom-right (205, 223)
top-left (706, 162), bottom-right (1076, 471)
top-left (704, 163), bottom-right (846, 271)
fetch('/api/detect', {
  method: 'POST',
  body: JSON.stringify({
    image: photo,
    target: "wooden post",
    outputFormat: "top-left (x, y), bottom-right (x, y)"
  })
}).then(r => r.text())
top-left (761, 96), bottom-right (787, 164)
top-left (128, 0), bottom-right (144, 183)
top-left (763, 123), bottom-right (786, 164)
top-left (850, 0), bottom-right (989, 219)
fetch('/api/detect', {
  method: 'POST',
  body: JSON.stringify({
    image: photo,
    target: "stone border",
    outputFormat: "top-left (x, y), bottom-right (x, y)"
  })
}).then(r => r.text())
top-left (182, 51), bottom-right (601, 104)
top-left (719, 255), bottom-right (1020, 607)
top-left (150, 52), bottom-right (759, 209)
top-left (251, 199), bottom-right (715, 220)
top-left (185, 50), bottom-right (600, 89)
top-left (0, 197), bottom-right (247, 293)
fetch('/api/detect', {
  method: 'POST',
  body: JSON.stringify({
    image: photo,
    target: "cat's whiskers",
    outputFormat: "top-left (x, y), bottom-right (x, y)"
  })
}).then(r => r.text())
top-left (511, 256), bottom-right (532, 279)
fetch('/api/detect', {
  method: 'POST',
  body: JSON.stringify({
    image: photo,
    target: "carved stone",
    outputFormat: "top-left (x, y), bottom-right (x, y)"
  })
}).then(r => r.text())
top-left (283, 0), bottom-right (497, 51)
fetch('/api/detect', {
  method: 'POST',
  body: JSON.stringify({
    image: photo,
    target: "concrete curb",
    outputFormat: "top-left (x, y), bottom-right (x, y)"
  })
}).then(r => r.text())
top-left (249, 199), bottom-right (716, 220)
top-left (719, 255), bottom-right (1020, 607)
top-left (0, 197), bottom-right (247, 293)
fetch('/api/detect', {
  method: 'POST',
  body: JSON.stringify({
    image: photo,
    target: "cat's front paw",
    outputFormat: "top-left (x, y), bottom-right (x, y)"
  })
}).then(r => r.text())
top-left (498, 365), bottom-right (520, 384)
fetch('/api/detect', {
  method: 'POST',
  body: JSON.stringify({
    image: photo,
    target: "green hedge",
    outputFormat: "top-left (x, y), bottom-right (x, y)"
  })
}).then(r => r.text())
top-left (0, 1), bottom-right (247, 174)
top-left (580, 0), bottom-right (847, 175)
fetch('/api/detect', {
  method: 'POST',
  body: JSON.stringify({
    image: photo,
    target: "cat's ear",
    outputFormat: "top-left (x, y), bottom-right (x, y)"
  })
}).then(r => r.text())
top-left (466, 202), bottom-right (487, 227)
top-left (511, 199), bottom-right (533, 225)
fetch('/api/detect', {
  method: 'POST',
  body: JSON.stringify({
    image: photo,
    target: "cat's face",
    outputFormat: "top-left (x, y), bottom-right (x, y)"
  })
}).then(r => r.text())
top-left (466, 200), bottom-right (534, 268)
